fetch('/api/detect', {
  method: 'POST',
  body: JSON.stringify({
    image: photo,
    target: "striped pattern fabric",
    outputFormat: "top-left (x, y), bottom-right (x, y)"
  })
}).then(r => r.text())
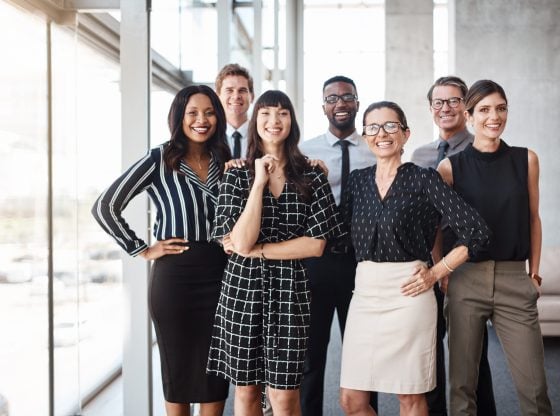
top-left (91, 143), bottom-right (221, 256)
top-left (340, 163), bottom-right (490, 263)
top-left (207, 166), bottom-right (345, 388)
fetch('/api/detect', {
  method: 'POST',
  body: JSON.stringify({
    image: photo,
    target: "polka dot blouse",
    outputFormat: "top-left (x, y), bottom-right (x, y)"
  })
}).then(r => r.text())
top-left (340, 163), bottom-right (490, 263)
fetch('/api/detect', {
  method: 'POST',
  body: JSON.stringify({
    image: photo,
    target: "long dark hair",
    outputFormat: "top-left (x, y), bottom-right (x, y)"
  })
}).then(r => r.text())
top-left (246, 90), bottom-right (312, 201)
top-left (163, 85), bottom-right (231, 175)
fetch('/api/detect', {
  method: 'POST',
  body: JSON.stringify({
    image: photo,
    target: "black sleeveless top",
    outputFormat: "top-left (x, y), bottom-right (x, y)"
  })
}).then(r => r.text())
top-left (449, 140), bottom-right (530, 262)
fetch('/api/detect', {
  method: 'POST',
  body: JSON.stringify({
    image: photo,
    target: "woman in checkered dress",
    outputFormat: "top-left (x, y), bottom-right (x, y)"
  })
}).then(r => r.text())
top-left (207, 90), bottom-right (344, 414)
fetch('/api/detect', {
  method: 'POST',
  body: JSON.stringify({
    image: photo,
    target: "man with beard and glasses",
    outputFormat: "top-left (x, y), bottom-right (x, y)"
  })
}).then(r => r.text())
top-left (299, 75), bottom-right (378, 415)
top-left (411, 75), bottom-right (496, 416)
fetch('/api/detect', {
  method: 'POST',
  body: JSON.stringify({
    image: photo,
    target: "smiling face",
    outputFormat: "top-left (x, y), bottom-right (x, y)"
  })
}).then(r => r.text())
top-left (182, 93), bottom-right (217, 144)
top-left (218, 75), bottom-right (254, 125)
top-left (430, 85), bottom-right (467, 137)
top-left (322, 81), bottom-right (359, 138)
top-left (466, 92), bottom-right (508, 141)
top-left (256, 105), bottom-right (291, 147)
top-left (363, 107), bottom-right (409, 160)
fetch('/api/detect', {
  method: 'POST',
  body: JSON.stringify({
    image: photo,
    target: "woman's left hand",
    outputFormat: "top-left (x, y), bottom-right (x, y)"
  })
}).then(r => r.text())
top-left (401, 264), bottom-right (438, 297)
top-left (531, 277), bottom-right (542, 298)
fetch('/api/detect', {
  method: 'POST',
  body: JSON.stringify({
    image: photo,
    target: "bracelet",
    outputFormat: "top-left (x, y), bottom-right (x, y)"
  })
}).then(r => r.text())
top-left (261, 243), bottom-right (267, 260)
top-left (442, 256), bottom-right (455, 273)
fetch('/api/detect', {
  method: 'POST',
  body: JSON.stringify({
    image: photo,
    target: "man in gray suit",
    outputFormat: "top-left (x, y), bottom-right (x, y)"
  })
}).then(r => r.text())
top-left (411, 76), bottom-right (496, 416)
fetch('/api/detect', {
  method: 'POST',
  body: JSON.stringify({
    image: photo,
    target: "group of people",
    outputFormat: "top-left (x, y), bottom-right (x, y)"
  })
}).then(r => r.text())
top-left (92, 64), bottom-right (552, 416)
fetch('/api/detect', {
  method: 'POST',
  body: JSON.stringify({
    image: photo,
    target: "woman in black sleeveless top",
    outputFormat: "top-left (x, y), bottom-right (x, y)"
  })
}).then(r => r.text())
top-left (438, 80), bottom-right (552, 415)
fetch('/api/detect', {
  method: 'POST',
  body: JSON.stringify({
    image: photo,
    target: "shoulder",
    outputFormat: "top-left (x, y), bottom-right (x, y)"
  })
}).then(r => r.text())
top-left (349, 165), bottom-right (373, 181)
top-left (300, 134), bottom-right (326, 153)
top-left (303, 165), bottom-right (327, 182)
top-left (410, 141), bottom-right (437, 167)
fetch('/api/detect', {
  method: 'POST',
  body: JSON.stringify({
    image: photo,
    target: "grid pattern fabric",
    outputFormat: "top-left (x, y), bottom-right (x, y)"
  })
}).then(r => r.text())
top-left (207, 166), bottom-right (344, 388)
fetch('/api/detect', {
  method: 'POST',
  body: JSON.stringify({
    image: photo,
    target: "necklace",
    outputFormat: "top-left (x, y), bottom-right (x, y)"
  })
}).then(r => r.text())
top-left (186, 153), bottom-right (206, 170)
top-left (375, 173), bottom-right (396, 192)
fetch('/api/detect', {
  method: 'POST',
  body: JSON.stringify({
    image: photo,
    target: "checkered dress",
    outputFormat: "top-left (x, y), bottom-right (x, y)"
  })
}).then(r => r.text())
top-left (207, 166), bottom-right (344, 389)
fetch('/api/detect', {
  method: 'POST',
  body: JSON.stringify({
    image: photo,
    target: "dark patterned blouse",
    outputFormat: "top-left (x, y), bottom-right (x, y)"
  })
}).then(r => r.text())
top-left (340, 162), bottom-right (490, 264)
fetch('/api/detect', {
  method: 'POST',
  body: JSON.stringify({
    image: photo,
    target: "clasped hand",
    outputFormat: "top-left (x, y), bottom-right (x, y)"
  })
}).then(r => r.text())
top-left (254, 154), bottom-right (280, 186)
top-left (401, 264), bottom-right (438, 297)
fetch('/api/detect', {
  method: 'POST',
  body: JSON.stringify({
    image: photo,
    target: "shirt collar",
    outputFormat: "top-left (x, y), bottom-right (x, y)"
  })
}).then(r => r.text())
top-left (226, 120), bottom-right (249, 138)
top-left (326, 129), bottom-right (361, 147)
top-left (438, 128), bottom-right (472, 150)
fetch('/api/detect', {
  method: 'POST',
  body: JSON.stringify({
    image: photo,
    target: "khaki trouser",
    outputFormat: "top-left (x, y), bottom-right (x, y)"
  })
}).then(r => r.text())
top-left (445, 261), bottom-right (552, 416)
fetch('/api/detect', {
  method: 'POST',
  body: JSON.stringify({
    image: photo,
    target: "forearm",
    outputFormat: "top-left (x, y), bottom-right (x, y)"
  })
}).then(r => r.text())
top-left (529, 215), bottom-right (542, 275)
top-left (431, 245), bottom-right (468, 281)
top-left (245, 236), bottom-right (327, 260)
top-left (230, 182), bottom-right (266, 252)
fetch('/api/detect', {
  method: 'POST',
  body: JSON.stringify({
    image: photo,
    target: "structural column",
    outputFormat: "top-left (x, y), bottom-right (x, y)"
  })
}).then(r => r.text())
top-left (385, 0), bottom-right (434, 155)
top-left (120, 1), bottom-right (153, 415)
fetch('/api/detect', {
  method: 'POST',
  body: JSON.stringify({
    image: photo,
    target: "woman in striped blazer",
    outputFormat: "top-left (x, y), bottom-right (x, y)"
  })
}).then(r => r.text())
top-left (92, 85), bottom-right (232, 416)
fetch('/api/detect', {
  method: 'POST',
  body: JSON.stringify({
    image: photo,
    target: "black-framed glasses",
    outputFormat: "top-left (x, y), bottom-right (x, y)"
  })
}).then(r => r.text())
top-left (323, 94), bottom-right (358, 104)
top-left (363, 121), bottom-right (404, 136)
top-left (431, 97), bottom-right (463, 110)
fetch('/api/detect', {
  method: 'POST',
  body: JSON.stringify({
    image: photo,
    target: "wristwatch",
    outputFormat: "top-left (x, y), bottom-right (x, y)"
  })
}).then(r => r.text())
top-left (529, 273), bottom-right (542, 286)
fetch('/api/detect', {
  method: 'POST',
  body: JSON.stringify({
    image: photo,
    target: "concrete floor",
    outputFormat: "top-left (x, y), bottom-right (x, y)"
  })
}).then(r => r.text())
top-left (83, 322), bottom-right (560, 416)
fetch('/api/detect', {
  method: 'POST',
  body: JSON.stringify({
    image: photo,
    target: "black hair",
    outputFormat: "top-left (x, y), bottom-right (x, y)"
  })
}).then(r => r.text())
top-left (164, 85), bottom-right (231, 175)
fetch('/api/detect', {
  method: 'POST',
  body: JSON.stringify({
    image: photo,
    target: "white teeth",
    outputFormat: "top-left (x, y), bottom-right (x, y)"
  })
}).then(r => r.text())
top-left (486, 124), bottom-right (500, 128)
top-left (192, 127), bottom-right (208, 133)
top-left (335, 112), bottom-right (349, 116)
top-left (376, 140), bottom-right (393, 148)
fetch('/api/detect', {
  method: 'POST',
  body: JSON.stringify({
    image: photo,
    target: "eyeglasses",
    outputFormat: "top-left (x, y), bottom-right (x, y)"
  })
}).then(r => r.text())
top-left (363, 121), bottom-right (404, 136)
top-left (323, 94), bottom-right (358, 104)
top-left (431, 97), bottom-right (463, 110)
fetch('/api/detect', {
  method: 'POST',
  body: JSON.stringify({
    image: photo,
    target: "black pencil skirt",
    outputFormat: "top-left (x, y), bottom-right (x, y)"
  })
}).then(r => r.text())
top-left (149, 241), bottom-right (229, 403)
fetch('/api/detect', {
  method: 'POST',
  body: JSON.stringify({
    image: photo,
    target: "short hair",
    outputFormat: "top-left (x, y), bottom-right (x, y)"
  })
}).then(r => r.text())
top-left (323, 75), bottom-right (357, 94)
top-left (464, 80), bottom-right (508, 115)
top-left (426, 76), bottom-right (468, 103)
top-left (362, 101), bottom-right (409, 133)
top-left (215, 63), bottom-right (254, 95)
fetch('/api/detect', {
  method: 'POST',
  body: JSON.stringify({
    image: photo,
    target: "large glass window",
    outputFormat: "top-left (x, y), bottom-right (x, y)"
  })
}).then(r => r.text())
top-left (51, 21), bottom-right (124, 415)
top-left (303, 1), bottom-right (385, 140)
top-left (0, 2), bottom-right (49, 415)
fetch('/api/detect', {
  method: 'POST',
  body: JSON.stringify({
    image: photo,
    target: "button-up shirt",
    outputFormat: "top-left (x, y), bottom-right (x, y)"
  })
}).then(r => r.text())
top-left (300, 130), bottom-right (376, 205)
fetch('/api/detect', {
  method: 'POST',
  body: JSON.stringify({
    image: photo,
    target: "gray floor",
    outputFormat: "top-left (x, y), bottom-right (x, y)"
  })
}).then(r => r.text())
top-left (84, 322), bottom-right (560, 415)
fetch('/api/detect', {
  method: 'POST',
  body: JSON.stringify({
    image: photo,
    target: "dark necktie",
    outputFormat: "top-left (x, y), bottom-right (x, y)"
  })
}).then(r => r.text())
top-left (338, 140), bottom-right (350, 201)
top-left (232, 131), bottom-right (242, 159)
top-left (436, 141), bottom-right (450, 166)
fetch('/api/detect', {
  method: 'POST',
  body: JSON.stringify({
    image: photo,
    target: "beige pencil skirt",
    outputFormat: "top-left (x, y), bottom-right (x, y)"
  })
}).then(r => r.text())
top-left (340, 260), bottom-right (437, 394)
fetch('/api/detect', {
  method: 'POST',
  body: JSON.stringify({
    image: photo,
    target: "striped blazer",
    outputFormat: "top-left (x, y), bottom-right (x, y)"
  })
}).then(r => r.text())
top-left (92, 143), bottom-right (221, 256)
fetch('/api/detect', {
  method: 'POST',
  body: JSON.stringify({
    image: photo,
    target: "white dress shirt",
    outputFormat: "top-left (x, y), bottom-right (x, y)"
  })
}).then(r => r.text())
top-left (300, 130), bottom-right (376, 205)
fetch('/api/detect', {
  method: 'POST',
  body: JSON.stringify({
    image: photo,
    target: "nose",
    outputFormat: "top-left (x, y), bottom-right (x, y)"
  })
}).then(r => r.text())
top-left (488, 108), bottom-right (500, 119)
top-left (377, 126), bottom-right (388, 137)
